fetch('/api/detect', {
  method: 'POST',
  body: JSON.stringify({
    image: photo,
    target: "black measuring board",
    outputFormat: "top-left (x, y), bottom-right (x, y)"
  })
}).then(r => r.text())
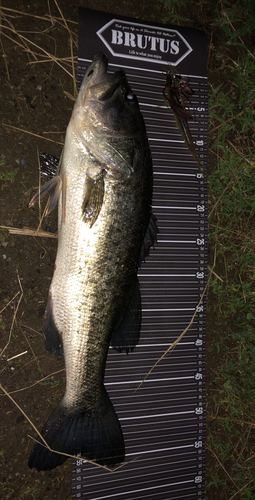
top-left (72, 8), bottom-right (207, 500)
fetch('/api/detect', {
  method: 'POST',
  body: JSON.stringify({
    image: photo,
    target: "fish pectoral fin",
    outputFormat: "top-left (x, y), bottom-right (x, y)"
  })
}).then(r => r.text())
top-left (29, 175), bottom-right (62, 216)
top-left (82, 170), bottom-right (104, 228)
top-left (139, 213), bottom-right (159, 266)
top-left (111, 279), bottom-right (141, 354)
top-left (43, 294), bottom-right (63, 359)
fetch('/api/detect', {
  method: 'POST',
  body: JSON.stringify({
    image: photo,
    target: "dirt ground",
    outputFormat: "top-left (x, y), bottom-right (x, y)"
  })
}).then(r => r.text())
top-left (0, 1), bottom-right (231, 499)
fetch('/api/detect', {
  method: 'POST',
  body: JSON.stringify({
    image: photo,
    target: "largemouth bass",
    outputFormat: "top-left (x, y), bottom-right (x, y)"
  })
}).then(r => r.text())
top-left (28, 52), bottom-right (157, 471)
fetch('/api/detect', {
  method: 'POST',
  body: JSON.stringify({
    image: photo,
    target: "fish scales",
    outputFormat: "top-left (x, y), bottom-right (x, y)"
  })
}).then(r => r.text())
top-left (56, 158), bottom-right (151, 401)
top-left (28, 52), bottom-right (157, 471)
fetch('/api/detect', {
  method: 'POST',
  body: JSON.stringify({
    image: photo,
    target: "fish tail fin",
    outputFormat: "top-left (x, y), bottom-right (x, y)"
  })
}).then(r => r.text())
top-left (28, 390), bottom-right (125, 471)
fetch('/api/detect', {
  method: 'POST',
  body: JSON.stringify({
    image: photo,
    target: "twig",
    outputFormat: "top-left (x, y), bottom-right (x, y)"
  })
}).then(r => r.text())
top-left (0, 10), bottom-right (10, 80)
top-left (209, 111), bottom-right (243, 134)
top-left (0, 226), bottom-right (58, 239)
top-left (36, 148), bottom-right (41, 224)
top-left (0, 383), bottom-right (49, 450)
top-left (36, 203), bottom-right (50, 234)
top-left (0, 6), bottom-right (78, 25)
top-left (2, 13), bottom-right (38, 61)
top-left (28, 434), bottom-right (138, 472)
top-left (1, 272), bottom-right (23, 358)
top-left (19, 324), bottom-right (43, 337)
top-left (227, 140), bottom-right (255, 166)
top-left (209, 177), bottom-right (234, 219)
top-left (54, 0), bottom-right (77, 98)
top-left (238, 273), bottom-right (246, 303)
top-left (1, 23), bottom-right (73, 77)
top-left (0, 383), bottom-right (135, 472)
top-left (207, 414), bottom-right (255, 429)
top-left (135, 281), bottom-right (208, 391)
top-left (27, 56), bottom-right (76, 68)
top-left (43, 130), bottom-right (65, 134)
top-left (8, 355), bottom-right (47, 379)
top-left (47, 0), bottom-right (54, 26)
top-left (136, 247), bottom-right (217, 391)
top-left (63, 90), bottom-right (75, 101)
top-left (2, 124), bottom-right (63, 145)
top-left (228, 480), bottom-right (253, 500)
top-left (7, 351), bottom-right (28, 362)
top-left (19, 325), bottom-right (40, 373)
top-left (208, 266), bottom-right (224, 282)
top-left (207, 444), bottom-right (239, 490)
top-left (16, 269), bottom-right (24, 295)
top-left (0, 291), bottom-right (20, 314)
top-left (0, 30), bottom-right (38, 57)
top-left (0, 6), bottom-right (56, 22)
top-left (0, 368), bottom-right (64, 395)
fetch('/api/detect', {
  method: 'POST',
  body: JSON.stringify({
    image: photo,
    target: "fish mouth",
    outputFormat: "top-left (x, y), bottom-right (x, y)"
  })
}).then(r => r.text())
top-left (85, 52), bottom-right (127, 102)
top-left (84, 52), bottom-right (108, 85)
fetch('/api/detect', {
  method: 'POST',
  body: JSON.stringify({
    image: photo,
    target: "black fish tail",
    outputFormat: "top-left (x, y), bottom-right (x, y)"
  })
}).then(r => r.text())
top-left (28, 390), bottom-right (125, 471)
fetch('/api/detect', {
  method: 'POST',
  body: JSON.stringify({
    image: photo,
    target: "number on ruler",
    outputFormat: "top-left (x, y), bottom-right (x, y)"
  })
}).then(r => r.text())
top-left (197, 204), bottom-right (205, 212)
top-left (195, 407), bottom-right (204, 415)
top-left (197, 238), bottom-right (204, 245)
top-left (195, 441), bottom-right (203, 448)
top-left (196, 272), bottom-right (204, 279)
top-left (195, 476), bottom-right (203, 483)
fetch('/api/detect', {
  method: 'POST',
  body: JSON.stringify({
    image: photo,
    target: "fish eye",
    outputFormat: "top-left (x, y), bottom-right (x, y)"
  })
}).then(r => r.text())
top-left (126, 93), bottom-right (135, 102)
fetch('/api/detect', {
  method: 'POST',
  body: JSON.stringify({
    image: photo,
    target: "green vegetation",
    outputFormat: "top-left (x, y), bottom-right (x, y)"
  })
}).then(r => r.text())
top-left (159, 0), bottom-right (187, 23)
top-left (207, 32), bottom-right (255, 500)
top-left (162, 0), bottom-right (255, 498)
top-left (0, 169), bottom-right (18, 185)
top-left (21, 486), bottom-right (40, 499)
top-left (0, 228), bottom-right (8, 243)
top-left (207, 1), bottom-right (255, 499)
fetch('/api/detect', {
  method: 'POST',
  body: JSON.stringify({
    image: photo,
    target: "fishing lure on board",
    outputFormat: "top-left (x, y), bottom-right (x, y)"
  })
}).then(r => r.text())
top-left (163, 64), bottom-right (205, 176)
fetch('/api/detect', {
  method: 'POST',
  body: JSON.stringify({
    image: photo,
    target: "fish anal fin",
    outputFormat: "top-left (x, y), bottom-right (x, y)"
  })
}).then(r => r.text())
top-left (29, 176), bottom-right (62, 216)
top-left (111, 279), bottom-right (141, 354)
top-left (43, 294), bottom-right (63, 359)
top-left (139, 213), bottom-right (158, 266)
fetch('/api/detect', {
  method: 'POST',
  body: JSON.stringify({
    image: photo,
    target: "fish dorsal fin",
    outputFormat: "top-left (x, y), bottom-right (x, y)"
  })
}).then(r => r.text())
top-left (82, 170), bottom-right (105, 228)
top-left (139, 213), bottom-right (158, 267)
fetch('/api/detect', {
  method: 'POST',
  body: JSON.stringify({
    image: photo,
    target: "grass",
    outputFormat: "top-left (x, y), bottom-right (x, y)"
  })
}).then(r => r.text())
top-left (0, 170), bottom-right (18, 184)
top-left (159, 0), bottom-right (187, 24)
top-left (206, 1), bottom-right (255, 498)
top-left (158, 0), bottom-right (255, 497)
